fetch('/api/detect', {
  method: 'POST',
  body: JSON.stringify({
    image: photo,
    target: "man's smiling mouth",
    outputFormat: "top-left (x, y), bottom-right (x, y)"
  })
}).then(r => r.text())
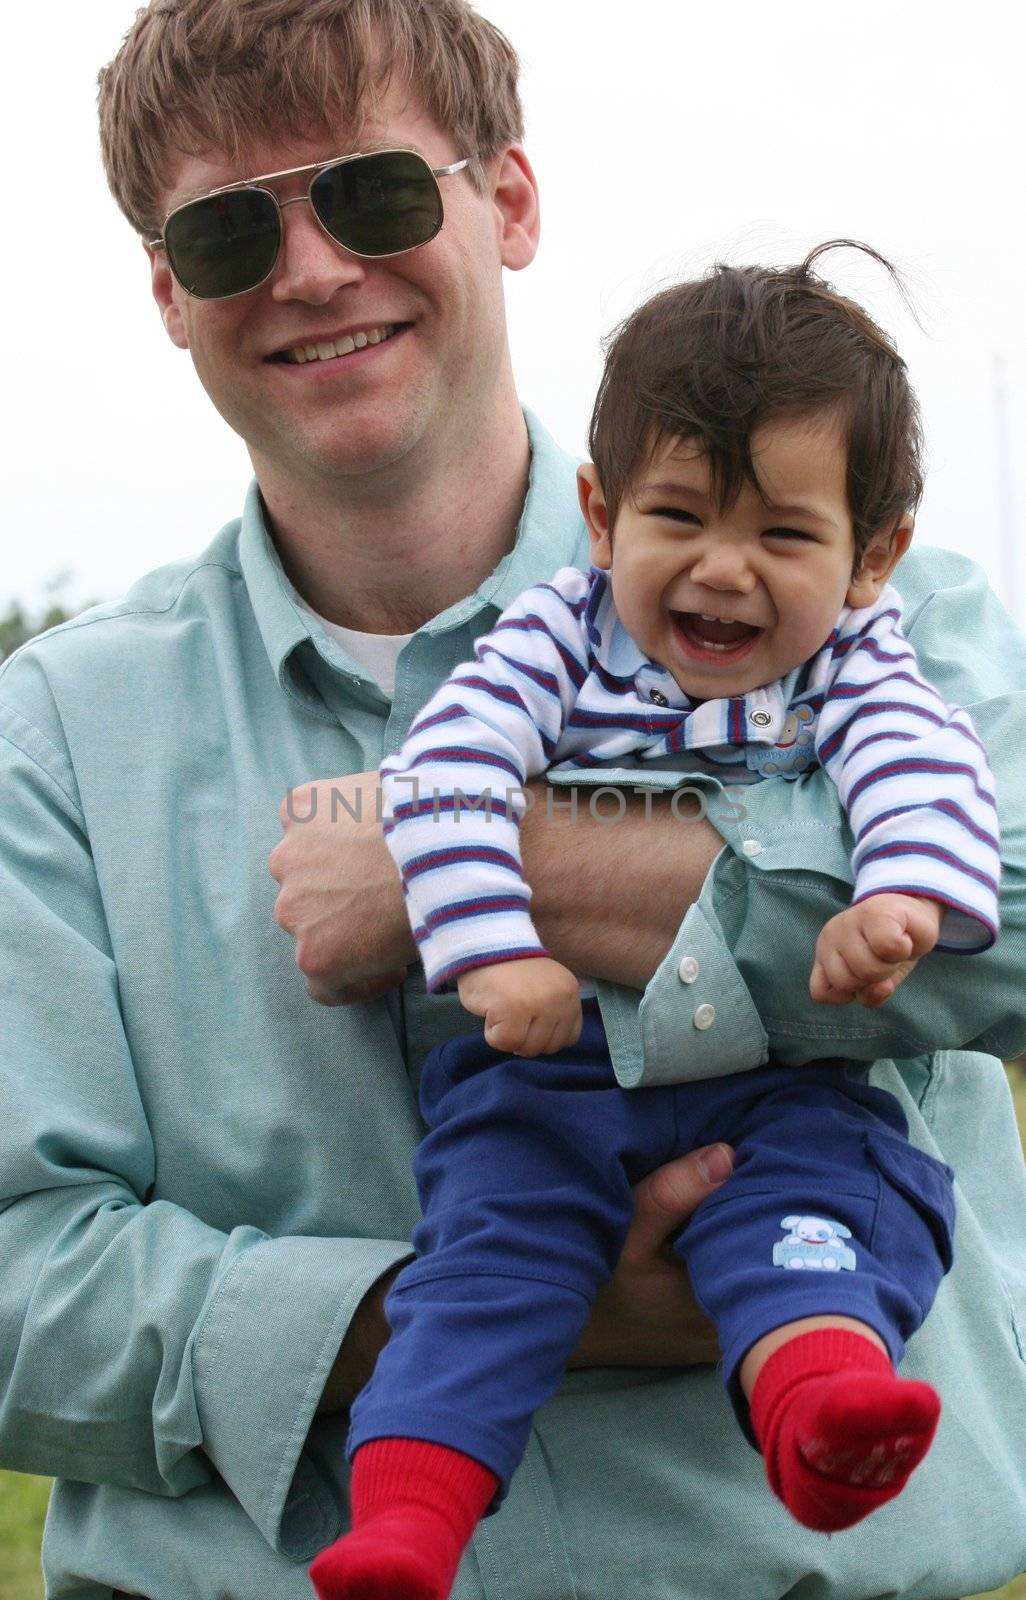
top-left (273, 324), bottom-right (402, 364)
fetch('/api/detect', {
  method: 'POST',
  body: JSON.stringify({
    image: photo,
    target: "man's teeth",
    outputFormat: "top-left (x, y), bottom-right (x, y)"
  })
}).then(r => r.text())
top-left (285, 325), bottom-right (397, 363)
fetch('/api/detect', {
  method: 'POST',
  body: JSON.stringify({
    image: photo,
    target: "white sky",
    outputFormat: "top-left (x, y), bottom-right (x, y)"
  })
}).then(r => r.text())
top-left (6, 1), bottom-right (1024, 617)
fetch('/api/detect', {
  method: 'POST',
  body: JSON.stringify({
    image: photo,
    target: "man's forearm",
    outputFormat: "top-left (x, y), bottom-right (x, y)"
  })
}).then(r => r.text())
top-left (521, 786), bottom-right (722, 988)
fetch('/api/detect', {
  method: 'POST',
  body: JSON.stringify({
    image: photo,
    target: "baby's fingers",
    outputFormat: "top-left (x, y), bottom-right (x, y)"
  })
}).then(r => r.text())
top-left (483, 1003), bottom-right (532, 1054)
top-left (486, 999), bottom-right (582, 1058)
top-left (810, 947), bottom-right (860, 1005)
top-left (855, 977), bottom-right (898, 1009)
top-left (522, 998), bottom-right (583, 1057)
top-left (855, 956), bottom-right (919, 1009)
top-left (543, 1001), bottom-right (583, 1055)
top-left (859, 908), bottom-right (915, 964)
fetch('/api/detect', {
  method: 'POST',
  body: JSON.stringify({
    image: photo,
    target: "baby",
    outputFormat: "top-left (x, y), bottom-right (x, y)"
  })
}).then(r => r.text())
top-left (310, 244), bottom-right (999, 1600)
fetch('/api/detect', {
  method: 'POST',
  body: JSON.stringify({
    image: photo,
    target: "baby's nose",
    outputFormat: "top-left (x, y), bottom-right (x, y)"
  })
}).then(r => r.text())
top-left (690, 544), bottom-right (755, 592)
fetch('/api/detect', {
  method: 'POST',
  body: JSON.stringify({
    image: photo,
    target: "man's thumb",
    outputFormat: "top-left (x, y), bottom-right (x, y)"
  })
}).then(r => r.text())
top-left (629, 1144), bottom-right (734, 1255)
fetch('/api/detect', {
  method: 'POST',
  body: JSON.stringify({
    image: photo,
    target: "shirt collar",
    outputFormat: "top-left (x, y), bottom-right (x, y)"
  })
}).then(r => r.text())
top-left (238, 480), bottom-right (326, 707)
top-left (238, 410), bottom-right (588, 693)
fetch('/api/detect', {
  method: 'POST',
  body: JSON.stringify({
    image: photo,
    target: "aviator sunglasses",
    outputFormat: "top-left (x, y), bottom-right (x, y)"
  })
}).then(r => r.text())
top-left (148, 148), bottom-right (472, 301)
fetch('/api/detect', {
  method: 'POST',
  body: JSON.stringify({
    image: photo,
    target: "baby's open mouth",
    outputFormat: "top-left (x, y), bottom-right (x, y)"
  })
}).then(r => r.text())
top-left (672, 612), bottom-right (762, 654)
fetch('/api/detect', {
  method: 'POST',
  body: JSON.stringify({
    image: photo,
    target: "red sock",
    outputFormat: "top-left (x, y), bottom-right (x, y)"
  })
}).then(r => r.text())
top-left (309, 1438), bottom-right (499, 1600)
top-left (749, 1329), bottom-right (940, 1532)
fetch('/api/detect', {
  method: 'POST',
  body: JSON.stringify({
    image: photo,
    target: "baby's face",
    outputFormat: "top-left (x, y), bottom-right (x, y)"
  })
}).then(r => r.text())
top-left (582, 412), bottom-right (902, 701)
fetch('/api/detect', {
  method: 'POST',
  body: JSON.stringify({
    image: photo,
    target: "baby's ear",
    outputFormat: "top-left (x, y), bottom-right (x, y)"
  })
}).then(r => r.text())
top-left (578, 465), bottom-right (613, 570)
top-left (846, 516), bottom-right (914, 609)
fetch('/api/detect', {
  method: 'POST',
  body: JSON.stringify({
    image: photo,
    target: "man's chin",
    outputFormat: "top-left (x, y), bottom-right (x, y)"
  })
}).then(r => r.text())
top-left (249, 415), bottom-right (429, 488)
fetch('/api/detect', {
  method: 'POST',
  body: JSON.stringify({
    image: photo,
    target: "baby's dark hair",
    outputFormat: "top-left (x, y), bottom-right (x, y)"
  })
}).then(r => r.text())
top-left (588, 241), bottom-right (924, 566)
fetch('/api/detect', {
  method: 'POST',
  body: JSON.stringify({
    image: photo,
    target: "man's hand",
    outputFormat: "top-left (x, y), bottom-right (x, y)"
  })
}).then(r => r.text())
top-left (570, 1142), bottom-right (734, 1369)
top-left (269, 773), bottom-right (415, 1004)
top-left (810, 892), bottom-right (944, 1009)
top-left (457, 957), bottom-right (583, 1055)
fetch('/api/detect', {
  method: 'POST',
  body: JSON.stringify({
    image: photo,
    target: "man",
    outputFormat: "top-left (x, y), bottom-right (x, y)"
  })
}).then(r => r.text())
top-left (0, 2), bottom-right (1024, 1597)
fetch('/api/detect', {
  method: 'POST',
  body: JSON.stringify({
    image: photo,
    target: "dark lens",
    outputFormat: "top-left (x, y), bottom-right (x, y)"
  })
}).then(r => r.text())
top-left (311, 151), bottom-right (443, 258)
top-left (164, 188), bottom-right (281, 299)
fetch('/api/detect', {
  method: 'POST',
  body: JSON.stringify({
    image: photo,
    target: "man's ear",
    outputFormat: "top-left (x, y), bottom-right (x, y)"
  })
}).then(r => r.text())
top-left (846, 516), bottom-right (914, 608)
top-left (491, 146), bottom-right (540, 272)
top-left (578, 465), bottom-right (613, 569)
top-left (146, 241), bottom-right (190, 350)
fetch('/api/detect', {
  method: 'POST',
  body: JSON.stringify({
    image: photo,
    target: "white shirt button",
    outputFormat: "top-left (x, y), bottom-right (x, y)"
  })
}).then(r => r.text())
top-left (694, 1003), bottom-right (716, 1031)
top-left (742, 839), bottom-right (763, 857)
top-left (677, 955), bottom-right (700, 984)
top-left (750, 710), bottom-right (772, 727)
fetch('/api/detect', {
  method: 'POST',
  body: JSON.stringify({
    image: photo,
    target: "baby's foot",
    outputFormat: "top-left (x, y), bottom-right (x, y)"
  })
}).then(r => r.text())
top-left (309, 1439), bottom-right (499, 1600)
top-left (751, 1329), bottom-right (940, 1531)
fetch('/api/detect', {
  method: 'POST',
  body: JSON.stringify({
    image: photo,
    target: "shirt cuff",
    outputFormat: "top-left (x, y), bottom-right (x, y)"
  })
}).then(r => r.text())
top-left (191, 1233), bottom-right (413, 1558)
top-left (598, 882), bottom-right (768, 1088)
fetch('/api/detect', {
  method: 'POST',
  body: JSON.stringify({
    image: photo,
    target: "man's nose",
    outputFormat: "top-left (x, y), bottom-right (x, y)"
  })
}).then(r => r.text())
top-left (689, 543), bottom-right (756, 593)
top-left (270, 197), bottom-right (368, 304)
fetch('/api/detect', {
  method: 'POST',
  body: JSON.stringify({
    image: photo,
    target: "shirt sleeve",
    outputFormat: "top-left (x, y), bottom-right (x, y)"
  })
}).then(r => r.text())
top-left (380, 570), bottom-right (590, 990)
top-left (0, 703), bottom-right (411, 1561)
top-left (630, 552), bottom-right (1026, 1079)
top-left (814, 592), bottom-right (999, 952)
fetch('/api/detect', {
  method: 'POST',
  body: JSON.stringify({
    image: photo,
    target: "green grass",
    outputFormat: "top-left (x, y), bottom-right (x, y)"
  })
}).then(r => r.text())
top-left (3, 1071), bottom-right (1026, 1598)
top-left (0, 1471), bottom-right (48, 1600)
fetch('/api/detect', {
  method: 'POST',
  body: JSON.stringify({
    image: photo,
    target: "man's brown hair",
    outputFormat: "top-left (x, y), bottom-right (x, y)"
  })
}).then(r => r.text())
top-left (98, 0), bottom-right (523, 236)
top-left (588, 242), bottom-right (925, 565)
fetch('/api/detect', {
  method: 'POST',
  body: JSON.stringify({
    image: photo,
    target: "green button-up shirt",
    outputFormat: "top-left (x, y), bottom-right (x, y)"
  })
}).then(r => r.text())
top-left (2, 416), bottom-right (1026, 1598)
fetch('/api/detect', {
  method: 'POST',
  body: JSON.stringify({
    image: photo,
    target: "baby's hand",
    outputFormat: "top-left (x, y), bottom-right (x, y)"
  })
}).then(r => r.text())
top-left (810, 893), bottom-right (944, 1009)
top-left (457, 957), bottom-right (583, 1056)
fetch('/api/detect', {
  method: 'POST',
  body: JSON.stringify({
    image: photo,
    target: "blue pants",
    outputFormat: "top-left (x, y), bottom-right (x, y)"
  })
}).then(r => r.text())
top-left (348, 1010), bottom-right (955, 1499)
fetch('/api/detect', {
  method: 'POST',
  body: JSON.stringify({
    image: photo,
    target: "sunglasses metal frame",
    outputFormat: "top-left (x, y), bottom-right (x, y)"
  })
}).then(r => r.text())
top-left (147, 148), bottom-right (473, 300)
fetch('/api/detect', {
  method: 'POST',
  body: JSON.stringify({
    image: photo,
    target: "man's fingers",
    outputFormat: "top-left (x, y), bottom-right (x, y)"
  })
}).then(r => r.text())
top-left (624, 1144), bottom-right (734, 1259)
top-left (306, 969), bottom-right (407, 1007)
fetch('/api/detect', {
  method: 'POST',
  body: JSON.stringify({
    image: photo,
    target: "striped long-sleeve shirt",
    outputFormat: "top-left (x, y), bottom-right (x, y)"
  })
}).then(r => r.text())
top-left (381, 566), bottom-right (999, 991)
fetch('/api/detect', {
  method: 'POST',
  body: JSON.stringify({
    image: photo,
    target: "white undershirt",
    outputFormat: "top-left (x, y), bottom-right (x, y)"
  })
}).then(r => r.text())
top-left (300, 602), bottom-right (414, 699)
